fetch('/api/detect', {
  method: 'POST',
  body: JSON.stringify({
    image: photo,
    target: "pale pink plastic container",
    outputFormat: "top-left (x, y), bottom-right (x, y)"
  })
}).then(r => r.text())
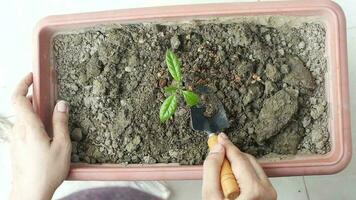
top-left (33, 0), bottom-right (351, 180)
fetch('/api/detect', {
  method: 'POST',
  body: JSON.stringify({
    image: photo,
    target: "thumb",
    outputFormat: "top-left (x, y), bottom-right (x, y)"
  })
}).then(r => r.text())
top-left (202, 144), bottom-right (225, 200)
top-left (52, 100), bottom-right (70, 148)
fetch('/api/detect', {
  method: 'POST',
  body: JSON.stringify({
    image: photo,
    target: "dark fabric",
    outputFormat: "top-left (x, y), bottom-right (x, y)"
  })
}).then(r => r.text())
top-left (60, 186), bottom-right (162, 200)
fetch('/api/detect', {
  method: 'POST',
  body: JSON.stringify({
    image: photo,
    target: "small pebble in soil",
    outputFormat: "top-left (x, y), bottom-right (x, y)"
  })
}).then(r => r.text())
top-left (265, 34), bottom-right (271, 42)
top-left (133, 135), bottom-right (141, 145)
top-left (125, 142), bottom-right (136, 153)
top-left (169, 150), bottom-right (179, 158)
top-left (243, 83), bottom-right (262, 105)
top-left (166, 130), bottom-right (173, 137)
top-left (230, 90), bottom-right (240, 103)
top-left (236, 62), bottom-right (254, 81)
top-left (104, 139), bottom-right (111, 146)
top-left (310, 104), bottom-right (325, 119)
top-left (298, 41), bottom-right (306, 49)
top-left (265, 63), bottom-right (281, 81)
top-left (220, 79), bottom-right (228, 88)
top-left (280, 64), bottom-right (290, 74)
top-left (170, 35), bottom-right (181, 50)
top-left (124, 67), bottom-right (133, 72)
top-left (71, 128), bottom-right (83, 142)
top-left (92, 80), bottom-right (105, 95)
top-left (310, 97), bottom-right (317, 105)
top-left (278, 49), bottom-right (285, 56)
top-left (302, 116), bottom-right (311, 128)
top-left (120, 99), bottom-right (127, 106)
top-left (238, 85), bottom-right (247, 94)
top-left (311, 128), bottom-right (325, 148)
top-left (264, 80), bottom-right (277, 96)
top-left (143, 156), bottom-right (157, 164)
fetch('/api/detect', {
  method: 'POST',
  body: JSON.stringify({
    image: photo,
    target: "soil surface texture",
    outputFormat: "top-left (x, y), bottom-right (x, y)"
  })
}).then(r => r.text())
top-left (53, 17), bottom-right (330, 164)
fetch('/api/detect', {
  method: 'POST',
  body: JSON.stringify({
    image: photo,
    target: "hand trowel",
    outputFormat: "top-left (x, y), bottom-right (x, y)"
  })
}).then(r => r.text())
top-left (190, 86), bottom-right (240, 200)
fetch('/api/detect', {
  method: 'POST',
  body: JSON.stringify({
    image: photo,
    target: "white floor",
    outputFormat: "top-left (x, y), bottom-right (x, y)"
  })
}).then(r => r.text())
top-left (0, 0), bottom-right (355, 200)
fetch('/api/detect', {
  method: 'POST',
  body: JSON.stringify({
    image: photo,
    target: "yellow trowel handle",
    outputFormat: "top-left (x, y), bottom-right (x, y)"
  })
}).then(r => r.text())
top-left (208, 134), bottom-right (240, 200)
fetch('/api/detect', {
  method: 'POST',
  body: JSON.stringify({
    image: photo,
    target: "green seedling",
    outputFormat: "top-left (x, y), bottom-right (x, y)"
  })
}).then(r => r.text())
top-left (159, 50), bottom-right (200, 122)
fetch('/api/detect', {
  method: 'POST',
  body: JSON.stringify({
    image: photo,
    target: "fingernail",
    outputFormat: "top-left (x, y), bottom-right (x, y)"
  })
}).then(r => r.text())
top-left (211, 144), bottom-right (223, 153)
top-left (56, 100), bottom-right (68, 113)
top-left (219, 132), bottom-right (228, 140)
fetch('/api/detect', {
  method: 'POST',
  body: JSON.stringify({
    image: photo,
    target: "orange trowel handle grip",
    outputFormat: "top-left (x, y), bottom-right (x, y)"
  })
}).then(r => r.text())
top-left (208, 134), bottom-right (240, 200)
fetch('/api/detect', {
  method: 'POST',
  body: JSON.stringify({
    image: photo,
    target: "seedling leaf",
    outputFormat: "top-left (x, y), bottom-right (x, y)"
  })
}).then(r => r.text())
top-left (159, 95), bottom-right (178, 122)
top-left (182, 90), bottom-right (200, 107)
top-left (166, 50), bottom-right (182, 81)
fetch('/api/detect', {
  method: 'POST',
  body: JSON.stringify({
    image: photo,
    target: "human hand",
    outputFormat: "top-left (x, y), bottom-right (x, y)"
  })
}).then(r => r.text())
top-left (202, 133), bottom-right (277, 200)
top-left (10, 73), bottom-right (71, 200)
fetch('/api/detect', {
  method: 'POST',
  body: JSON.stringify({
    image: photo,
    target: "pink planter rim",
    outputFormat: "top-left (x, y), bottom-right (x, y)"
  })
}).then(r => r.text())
top-left (33, 0), bottom-right (351, 180)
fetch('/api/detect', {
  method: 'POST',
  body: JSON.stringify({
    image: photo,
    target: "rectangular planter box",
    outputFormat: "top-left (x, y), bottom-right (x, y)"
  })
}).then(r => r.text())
top-left (33, 0), bottom-right (351, 180)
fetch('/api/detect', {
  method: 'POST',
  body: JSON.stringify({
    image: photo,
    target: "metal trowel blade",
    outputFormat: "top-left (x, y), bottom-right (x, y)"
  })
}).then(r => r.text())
top-left (190, 86), bottom-right (230, 134)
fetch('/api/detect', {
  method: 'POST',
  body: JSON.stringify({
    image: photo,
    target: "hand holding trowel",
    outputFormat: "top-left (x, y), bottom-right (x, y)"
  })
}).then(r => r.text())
top-left (190, 86), bottom-right (240, 200)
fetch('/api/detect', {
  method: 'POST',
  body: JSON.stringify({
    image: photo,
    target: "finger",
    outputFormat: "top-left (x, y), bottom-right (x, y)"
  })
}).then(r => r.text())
top-left (12, 72), bottom-right (33, 99)
top-left (12, 73), bottom-right (37, 120)
top-left (51, 100), bottom-right (71, 150)
top-left (218, 133), bottom-right (259, 184)
top-left (11, 73), bottom-right (46, 136)
top-left (244, 154), bottom-right (271, 185)
top-left (202, 143), bottom-right (225, 200)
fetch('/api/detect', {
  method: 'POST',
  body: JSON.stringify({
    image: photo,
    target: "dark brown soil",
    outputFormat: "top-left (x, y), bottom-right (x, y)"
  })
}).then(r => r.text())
top-left (53, 17), bottom-right (330, 165)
